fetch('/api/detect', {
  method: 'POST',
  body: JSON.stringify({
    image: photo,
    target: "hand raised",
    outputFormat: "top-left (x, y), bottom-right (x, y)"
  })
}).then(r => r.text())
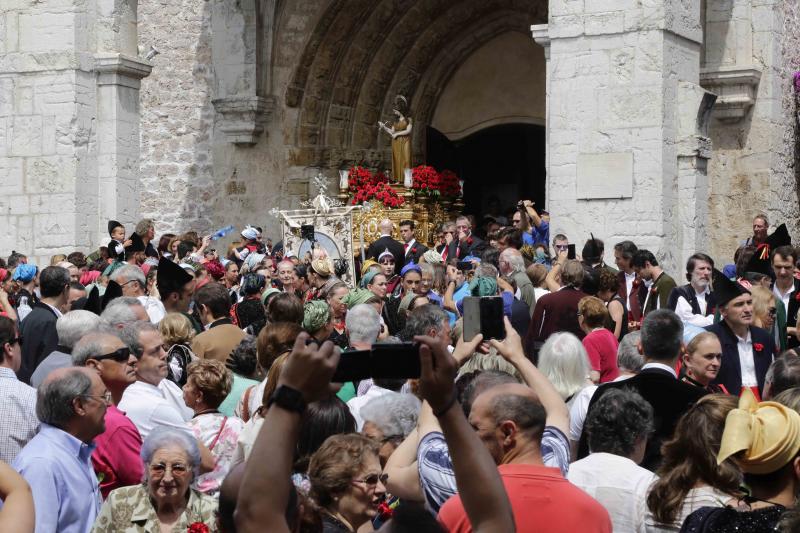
top-left (488, 317), bottom-right (525, 364)
top-left (415, 334), bottom-right (458, 414)
top-left (278, 333), bottom-right (341, 403)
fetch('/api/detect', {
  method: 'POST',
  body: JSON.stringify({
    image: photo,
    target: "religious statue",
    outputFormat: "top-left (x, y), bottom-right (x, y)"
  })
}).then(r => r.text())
top-left (378, 95), bottom-right (413, 183)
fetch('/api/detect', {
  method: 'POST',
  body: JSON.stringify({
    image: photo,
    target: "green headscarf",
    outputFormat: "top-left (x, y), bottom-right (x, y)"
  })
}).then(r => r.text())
top-left (261, 287), bottom-right (281, 305)
top-left (359, 270), bottom-right (379, 289)
top-left (341, 288), bottom-right (374, 309)
top-left (303, 300), bottom-right (331, 333)
top-left (469, 276), bottom-right (497, 297)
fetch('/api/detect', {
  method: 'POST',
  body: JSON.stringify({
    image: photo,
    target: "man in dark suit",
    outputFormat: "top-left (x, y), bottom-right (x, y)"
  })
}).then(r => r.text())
top-left (771, 244), bottom-right (800, 349)
top-left (706, 270), bottom-right (775, 397)
top-left (524, 259), bottom-right (588, 359)
top-left (578, 309), bottom-right (707, 471)
top-left (19, 266), bottom-right (71, 383)
top-left (613, 240), bottom-right (640, 321)
top-left (366, 219), bottom-right (405, 268)
top-left (399, 219), bottom-right (428, 266)
top-left (455, 216), bottom-right (485, 258)
top-left (436, 222), bottom-right (458, 262)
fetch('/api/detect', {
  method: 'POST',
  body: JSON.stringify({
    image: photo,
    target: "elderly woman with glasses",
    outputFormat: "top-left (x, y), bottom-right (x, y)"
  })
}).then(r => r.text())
top-left (309, 434), bottom-right (387, 532)
top-left (92, 426), bottom-right (218, 532)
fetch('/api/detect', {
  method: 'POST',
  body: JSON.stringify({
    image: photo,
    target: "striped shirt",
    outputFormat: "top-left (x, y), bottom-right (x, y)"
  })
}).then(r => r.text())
top-left (417, 426), bottom-right (570, 512)
top-left (0, 367), bottom-right (39, 464)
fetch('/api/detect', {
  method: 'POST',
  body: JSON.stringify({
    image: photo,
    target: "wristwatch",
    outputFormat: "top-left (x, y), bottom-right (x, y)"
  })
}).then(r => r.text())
top-left (267, 385), bottom-right (307, 414)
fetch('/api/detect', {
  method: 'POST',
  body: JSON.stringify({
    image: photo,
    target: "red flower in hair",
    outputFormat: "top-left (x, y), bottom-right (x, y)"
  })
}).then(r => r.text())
top-left (188, 523), bottom-right (210, 533)
top-left (753, 343), bottom-right (764, 352)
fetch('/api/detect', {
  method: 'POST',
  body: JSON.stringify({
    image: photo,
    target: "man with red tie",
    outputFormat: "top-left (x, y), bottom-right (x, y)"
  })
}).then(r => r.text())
top-left (399, 220), bottom-right (427, 266)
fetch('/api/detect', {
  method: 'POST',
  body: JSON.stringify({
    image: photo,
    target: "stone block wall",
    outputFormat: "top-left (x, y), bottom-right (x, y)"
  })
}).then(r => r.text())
top-left (705, 0), bottom-right (800, 263)
top-left (0, 1), bottom-right (98, 264)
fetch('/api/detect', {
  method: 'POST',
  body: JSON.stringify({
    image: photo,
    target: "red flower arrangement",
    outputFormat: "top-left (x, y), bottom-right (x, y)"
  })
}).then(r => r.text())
top-left (438, 169), bottom-right (461, 198)
top-left (411, 165), bottom-right (441, 196)
top-left (753, 343), bottom-right (764, 352)
top-left (348, 166), bottom-right (405, 208)
top-left (188, 523), bottom-right (210, 533)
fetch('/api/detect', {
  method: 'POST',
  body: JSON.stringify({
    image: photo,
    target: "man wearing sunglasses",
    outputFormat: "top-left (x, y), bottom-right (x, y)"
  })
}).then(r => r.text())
top-left (0, 316), bottom-right (38, 464)
top-left (73, 331), bottom-right (142, 498)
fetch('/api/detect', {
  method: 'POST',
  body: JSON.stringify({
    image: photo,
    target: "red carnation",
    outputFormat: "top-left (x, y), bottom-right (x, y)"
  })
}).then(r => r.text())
top-left (753, 343), bottom-right (764, 352)
top-left (795, 291), bottom-right (800, 302)
top-left (188, 523), bottom-right (210, 533)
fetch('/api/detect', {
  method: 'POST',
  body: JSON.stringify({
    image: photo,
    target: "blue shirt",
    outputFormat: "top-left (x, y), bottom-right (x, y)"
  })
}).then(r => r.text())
top-left (13, 424), bottom-right (101, 533)
top-left (522, 219), bottom-right (550, 247)
top-left (447, 282), bottom-right (472, 326)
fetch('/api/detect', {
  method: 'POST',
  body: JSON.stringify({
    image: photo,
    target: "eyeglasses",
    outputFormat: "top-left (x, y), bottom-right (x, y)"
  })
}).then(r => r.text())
top-left (555, 244), bottom-right (569, 250)
top-left (79, 391), bottom-right (112, 405)
top-left (149, 462), bottom-right (190, 478)
top-left (768, 308), bottom-right (777, 317)
top-left (4, 336), bottom-right (22, 346)
top-left (91, 347), bottom-right (132, 362)
top-left (352, 473), bottom-right (388, 487)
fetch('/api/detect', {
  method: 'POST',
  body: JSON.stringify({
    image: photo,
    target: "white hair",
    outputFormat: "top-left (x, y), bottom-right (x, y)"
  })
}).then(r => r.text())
top-left (110, 264), bottom-right (146, 289)
top-left (537, 332), bottom-right (590, 400)
top-left (345, 304), bottom-right (381, 344)
top-left (101, 297), bottom-right (144, 327)
top-left (140, 426), bottom-right (201, 478)
top-left (359, 392), bottom-right (420, 438)
top-left (56, 310), bottom-right (104, 349)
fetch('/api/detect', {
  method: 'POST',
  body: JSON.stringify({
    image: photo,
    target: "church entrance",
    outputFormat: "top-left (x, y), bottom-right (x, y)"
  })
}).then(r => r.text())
top-left (427, 123), bottom-right (546, 222)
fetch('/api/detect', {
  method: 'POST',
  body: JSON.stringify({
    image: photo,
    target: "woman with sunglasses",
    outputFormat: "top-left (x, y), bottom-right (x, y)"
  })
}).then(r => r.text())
top-left (92, 427), bottom-right (218, 532)
top-left (751, 286), bottom-right (781, 348)
top-left (309, 433), bottom-right (387, 532)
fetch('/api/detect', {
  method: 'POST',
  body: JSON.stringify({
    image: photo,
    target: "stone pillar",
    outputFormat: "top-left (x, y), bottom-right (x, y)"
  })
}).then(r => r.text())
top-left (544, 0), bottom-right (707, 273)
top-left (0, 0), bottom-right (150, 263)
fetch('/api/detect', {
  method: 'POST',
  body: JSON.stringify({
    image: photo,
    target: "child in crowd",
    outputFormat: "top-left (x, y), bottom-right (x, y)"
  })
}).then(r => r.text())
top-left (108, 220), bottom-right (131, 262)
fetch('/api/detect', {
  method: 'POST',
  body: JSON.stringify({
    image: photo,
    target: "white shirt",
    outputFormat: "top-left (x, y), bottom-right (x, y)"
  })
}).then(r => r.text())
top-left (158, 379), bottom-right (193, 421)
top-left (404, 238), bottom-right (417, 255)
top-left (641, 362), bottom-right (677, 378)
top-left (645, 485), bottom-right (732, 532)
top-left (624, 271), bottom-right (636, 309)
top-left (347, 386), bottom-right (393, 430)
top-left (773, 282), bottom-right (793, 315)
top-left (138, 295), bottom-right (166, 324)
top-left (568, 452), bottom-right (655, 533)
top-left (119, 381), bottom-right (194, 440)
top-left (735, 330), bottom-right (757, 387)
top-left (42, 302), bottom-right (63, 319)
top-left (569, 374), bottom-right (634, 442)
top-left (674, 287), bottom-right (714, 327)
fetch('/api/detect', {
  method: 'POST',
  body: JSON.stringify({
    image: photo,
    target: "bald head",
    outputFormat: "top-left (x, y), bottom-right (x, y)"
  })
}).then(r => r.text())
top-left (43, 365), bottom-right (95, 385)
top-left (379, 219), bottom-right (393, 235)
top-left (473, 383), bottom-right (546, 439)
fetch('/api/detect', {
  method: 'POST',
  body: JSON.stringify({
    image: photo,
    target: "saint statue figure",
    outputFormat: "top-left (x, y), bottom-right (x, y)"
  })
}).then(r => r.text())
top-left (378, 95), bottom-right (413, 183)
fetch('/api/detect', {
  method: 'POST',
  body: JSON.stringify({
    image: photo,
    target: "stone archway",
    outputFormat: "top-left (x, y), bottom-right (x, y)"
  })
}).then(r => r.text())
top-left (284, 0), bottom-right (547, 171)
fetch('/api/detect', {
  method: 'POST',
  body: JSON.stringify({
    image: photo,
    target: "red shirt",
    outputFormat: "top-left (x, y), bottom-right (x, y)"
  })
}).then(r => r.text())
top-left (438, 463), bottom-right (612, 533)
top-left (583, 328), bottom-right (621, 383)
top-left (92, 405), bottom-right (144, 498)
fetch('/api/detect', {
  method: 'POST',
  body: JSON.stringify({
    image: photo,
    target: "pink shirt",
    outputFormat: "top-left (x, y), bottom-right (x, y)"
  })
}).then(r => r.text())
top-left (583, 328), bottom-right (620, 383)
top-left (92, 405), bottom-right (144, 498)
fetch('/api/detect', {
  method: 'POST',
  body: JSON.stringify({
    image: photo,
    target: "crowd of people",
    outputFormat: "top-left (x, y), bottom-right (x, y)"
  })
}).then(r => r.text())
top-left (0, 206), bottom-right (799, 532)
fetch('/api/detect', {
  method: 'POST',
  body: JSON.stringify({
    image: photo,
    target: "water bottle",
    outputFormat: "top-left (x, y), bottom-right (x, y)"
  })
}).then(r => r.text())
top-left (210, 225), bottom-right (235, 241)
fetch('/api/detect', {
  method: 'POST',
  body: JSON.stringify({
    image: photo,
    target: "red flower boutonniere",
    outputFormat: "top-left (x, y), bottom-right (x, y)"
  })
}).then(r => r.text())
top-left (650, 287), bottom-right (658, 295)
top-left (795, 291), bottom-right (800, 302)
top-left (377, 501), bottom-right (394, 520)
top-left (753, 343), bottom-right (764, 352)
top-left (188, 523), bottom-right (210, 533)
top-left (467, 237), bottom-right (474, 246)
top-left (411, 247), bottom-right (417, 255)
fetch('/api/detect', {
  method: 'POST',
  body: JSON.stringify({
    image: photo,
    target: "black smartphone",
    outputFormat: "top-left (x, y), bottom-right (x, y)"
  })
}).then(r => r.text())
top-left (462, 296), bottom-right (506, 341)
top-left (332, 349), bottom-right (371, 382)
top-left (332, 343), bottom-right (421, 382)
top-left (371, 343), bottom-right (421, 379)
top-left (456, 261), bottom-right (473, 271)
top-left (567, 244), bottom-right (576, 260)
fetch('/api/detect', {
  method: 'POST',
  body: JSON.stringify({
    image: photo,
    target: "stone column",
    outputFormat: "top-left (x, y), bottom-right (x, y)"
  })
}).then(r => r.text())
top-left (544, 0), bottom-right (707, 273)
top-left (0, 0), bottom-right (150, 263)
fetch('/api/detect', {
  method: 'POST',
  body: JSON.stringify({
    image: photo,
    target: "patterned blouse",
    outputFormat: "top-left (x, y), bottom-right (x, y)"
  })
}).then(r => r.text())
top-left (91, 484), bottom-right (218, 532)
top-left (188, 412), bottom-right (244, 496)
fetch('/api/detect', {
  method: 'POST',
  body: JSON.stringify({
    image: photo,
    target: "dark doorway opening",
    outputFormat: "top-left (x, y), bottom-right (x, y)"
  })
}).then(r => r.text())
top-left (427, 123), bottom-right (546, 223)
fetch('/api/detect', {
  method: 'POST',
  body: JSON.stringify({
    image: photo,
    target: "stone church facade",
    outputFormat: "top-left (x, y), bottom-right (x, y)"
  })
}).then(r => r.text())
top-left (1, 0), bottom-right (799, 271)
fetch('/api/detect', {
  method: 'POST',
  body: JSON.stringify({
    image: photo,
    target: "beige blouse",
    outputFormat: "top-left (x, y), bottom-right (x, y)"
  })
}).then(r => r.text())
top-left (91, 484), bottom-right (219, 532)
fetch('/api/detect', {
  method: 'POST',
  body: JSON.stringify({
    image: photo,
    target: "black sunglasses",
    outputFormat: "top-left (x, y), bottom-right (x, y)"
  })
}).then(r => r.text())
top-left (91, 347), bottom-right (132, 362)
top-left (3, 336), bottom-right (22, 346)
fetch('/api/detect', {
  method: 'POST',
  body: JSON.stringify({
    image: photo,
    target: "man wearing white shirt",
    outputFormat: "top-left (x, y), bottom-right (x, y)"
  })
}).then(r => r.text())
top-left (568, 388), bottom-right (656, 533)
top-left (706, 270), bottom-right (775, 397)
top-left (772, 245), bottom-right (800, 347)
top-left (399, 219), bottom-right (427, 266)
top-left (118, 321), bottom-right (193, 439)
top-left (110, 265), bottom-right (166, 324)
top-left (613, 240), bottom-right (639, 312)
top-left (668, 253), bottom-right (717, 327)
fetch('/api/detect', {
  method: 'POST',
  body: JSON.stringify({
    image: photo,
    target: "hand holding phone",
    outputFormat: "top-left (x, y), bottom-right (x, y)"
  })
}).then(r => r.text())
top-left (567, 244), bottom-right (576, 260)
top-left (332, 343), bottom-right (421, 382)
top-left (463, 296), bottom-right (506, 342)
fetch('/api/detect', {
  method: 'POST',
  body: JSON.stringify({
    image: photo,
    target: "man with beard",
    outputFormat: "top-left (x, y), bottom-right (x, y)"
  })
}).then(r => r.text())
top-left (667, 253), bottom-right (717, 327)
top-left (706, 270), bottom-right (775, 398)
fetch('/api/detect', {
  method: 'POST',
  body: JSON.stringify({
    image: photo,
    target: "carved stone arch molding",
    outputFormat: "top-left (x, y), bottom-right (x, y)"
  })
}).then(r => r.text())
top-left (211, 0), bottom-right (279, 144)
top-left (285, 0), bottom-right (547, 169)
